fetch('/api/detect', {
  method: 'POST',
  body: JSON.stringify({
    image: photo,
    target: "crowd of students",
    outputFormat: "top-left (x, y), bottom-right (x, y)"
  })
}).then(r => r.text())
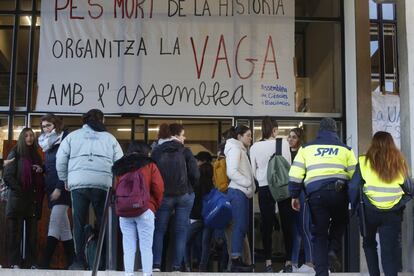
top-left (1, 109), bottom-right (412, 276)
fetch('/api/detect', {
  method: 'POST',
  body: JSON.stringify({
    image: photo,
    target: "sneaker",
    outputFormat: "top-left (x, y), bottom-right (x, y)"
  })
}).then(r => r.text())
top-left (10, 265), bottom-right (20, 269)
top-left (30, 265), bottom-right (39, 269)
top-left (282, 264), bottom-right (293, 273)
top-left (297, 264), bottom-right (315, 273)
top-left (230, 257), bottom-right (253, 272)
top-left (264, 264), bottom-right (273, 272)
top-left (152, 264), bottom-right (161, 272)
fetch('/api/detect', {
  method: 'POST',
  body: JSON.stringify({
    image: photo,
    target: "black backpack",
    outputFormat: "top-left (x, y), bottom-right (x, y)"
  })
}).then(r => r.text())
top-left (157, 146), bottom-right (188, 196)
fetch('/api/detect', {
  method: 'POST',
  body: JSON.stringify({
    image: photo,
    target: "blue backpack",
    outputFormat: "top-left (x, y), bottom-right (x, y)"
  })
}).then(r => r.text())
top-left (202, 188), bottom-right (232, 229)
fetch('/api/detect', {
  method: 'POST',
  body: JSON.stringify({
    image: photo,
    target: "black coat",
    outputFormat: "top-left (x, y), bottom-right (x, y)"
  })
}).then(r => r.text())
top-left (151, 140), bottom-right (199, 197)
top-left (190, 162), bottom-right (214, 220)
top-left (3, 149), bottom-right (44, 219)
top-left (44, 135), bottom-right (71, 208)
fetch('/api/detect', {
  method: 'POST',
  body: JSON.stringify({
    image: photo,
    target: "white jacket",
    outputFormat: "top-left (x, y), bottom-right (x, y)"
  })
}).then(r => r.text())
top-left (56, 124), bottom-right (124, 191)
top-left (224, 138), bottom-right (254, 198)
top-left (250, 139), bottom-right (291, 187)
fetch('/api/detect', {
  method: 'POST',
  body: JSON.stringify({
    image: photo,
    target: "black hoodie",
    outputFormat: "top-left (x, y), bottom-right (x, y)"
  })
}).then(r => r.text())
top-left (151, 140), bottom-right (199, 197)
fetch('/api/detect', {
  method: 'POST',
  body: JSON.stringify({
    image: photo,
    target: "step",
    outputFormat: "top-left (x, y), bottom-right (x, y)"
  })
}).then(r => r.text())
top-left (0, 270), bottom-right (413, 276)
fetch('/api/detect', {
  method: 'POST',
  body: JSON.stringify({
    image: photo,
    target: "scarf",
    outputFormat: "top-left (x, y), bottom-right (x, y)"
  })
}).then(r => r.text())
top-left (38, 129), bottom-right (63, 152)
top-left (21, 155), bottom-right (45, 206)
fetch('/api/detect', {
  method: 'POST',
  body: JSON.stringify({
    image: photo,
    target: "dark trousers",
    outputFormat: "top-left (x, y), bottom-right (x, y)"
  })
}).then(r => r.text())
top-left (185, 220), bottom-right (213, 269)
top-left (71, 188), bottom-right (106, 262)
top-left (308, 189), bottom-right (348, 276)
top-left (258, 186), bottom-right (277, 260)
top-left (362, 207), bottom-right (402, 276)
top-left (8, 217), bottom-right (38, 267)
top-left (278, 197), bottom-right (295, 262)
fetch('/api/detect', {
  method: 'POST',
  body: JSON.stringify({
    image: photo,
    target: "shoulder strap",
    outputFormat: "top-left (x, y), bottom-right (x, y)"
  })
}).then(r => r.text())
top-left (275, 138), bottom-right (282, 156)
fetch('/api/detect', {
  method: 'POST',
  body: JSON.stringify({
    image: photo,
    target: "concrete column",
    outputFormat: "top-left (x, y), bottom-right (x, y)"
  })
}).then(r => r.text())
top-left (397, 0), bottom-right (414, 272)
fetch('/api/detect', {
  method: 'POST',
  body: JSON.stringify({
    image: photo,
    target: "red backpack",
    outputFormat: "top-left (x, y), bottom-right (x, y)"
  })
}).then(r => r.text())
top-left (115, 170), bottom-right (150, 217)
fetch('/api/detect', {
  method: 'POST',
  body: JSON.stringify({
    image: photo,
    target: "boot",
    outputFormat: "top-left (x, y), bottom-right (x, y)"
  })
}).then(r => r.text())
top-left (40, 236), bottom-right (58, 269)
top-left (63, 239), bottom-right (75, 269)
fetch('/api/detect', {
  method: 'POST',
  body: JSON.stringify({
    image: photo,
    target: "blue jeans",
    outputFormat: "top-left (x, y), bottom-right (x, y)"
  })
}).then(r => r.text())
top-left (71, 188), bottom-right (106, 261)
top-left (227, 188), bottom-right (249, 258)
top-left (185, 220), bottom-right (213, 269)
top-left (153, 193), bottom-right (195, 269)
top-left (291, 192), bottom-right (314, 265)
top-left (119, 209), bottom-right (155, 275)
top-left (362, 207), bottom-right (402, 276)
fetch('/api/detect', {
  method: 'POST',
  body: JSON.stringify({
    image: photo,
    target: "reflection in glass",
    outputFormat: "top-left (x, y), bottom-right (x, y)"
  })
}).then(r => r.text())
top-left (0, 116), bottom-right (9, 158)
top-left (382, 4), bottom-right (395, 20)
top-left (295, 22), bottom-right (342, 113)
top-left (0, 0), bottom-right (16, 11)
top-left (15, 17), bottom-right (31, 107)
top-left (295, 0), bottom-right (340, 18)
top-left (0, 16), bottom-right (14, 106)
top-left (369, 0), bottom-right (378, 20)
top-left (13, 116), bottom-right (26, 140)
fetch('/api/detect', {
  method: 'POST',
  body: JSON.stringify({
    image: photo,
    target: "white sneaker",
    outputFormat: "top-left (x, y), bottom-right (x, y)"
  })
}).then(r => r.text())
top-left (297, 264), bottom-right (316, 273)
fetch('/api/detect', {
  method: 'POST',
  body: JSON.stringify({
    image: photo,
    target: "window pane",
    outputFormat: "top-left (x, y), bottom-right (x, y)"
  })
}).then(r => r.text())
top-left (0, 16), bottom-right (14, 107)
top-left (15, 17), bottom-right (31, 107)
top-left (382, 4), bottom-right (395, 20)
top-left (369, 0), bottom-right (378, 20)
top-left (104, 117), bottom-right (131, 151)
top-left (134, 119), bottom-right (145, 141)
top-left (13, 116), bottom-right (26, 140)
top-left (0, 0), bottom-right (16, 10)
top-left (295, 0), bottom-right (340, 18)
top-left (32, 17), bottom-right (40, 109)
top-left (148, 119), bottom-right (224, 154)
top-left (21, 0), bottom-right (33, 10)
top-left (383, 24), bottom-right (397, 93)
top-left (295, 22), bottom-right (342, 113)
top-left (0, 116), bottom-right (8, 158)
top-left (370, 24), bottom-right (380, 76)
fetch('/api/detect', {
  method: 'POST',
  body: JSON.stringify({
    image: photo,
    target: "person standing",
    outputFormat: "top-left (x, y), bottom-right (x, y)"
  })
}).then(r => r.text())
top-left (288, 127), bottom-right (314, 273)
top-left (151, 123), bottom-right (199, 272)
top-left (348, 131), bottom-right (414, 276)
top-left (38, 114), bottom-right (74, 269)
top-left (113, 141), bottom-right (164, 276)
top-left (250, 117), bottom-right (292, 272)
top-left (185, 151), bottom-right (214, 272)
top-left (3, 128), bottom-right (44, 268)
top-left (224, 125), bottom-right (254, 272)
top-left (288, 118), bottom-right (357, 276)
top-left (56, 109), bottom-right (123, 270)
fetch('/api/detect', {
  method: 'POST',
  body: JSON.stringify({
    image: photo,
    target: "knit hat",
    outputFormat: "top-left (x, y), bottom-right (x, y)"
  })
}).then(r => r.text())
top-left (319, 118), bottom-right (337, 132)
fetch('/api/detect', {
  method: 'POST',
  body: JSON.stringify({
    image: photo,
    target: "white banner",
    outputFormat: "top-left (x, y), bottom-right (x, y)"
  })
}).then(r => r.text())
top-left (372, 92), bottom-right (400, 148)
top-left (37, 0), bottom-right (295, 116)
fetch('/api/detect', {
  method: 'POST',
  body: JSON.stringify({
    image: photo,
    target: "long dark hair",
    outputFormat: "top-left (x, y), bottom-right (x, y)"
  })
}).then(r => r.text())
top-left (16, 128), bottom-right (38, 158)
top-left (40, 113), bottom-right (64, 134)
top-left (365, 131), bottom-right (409, 182)
top-left (227, 125), bottom-right (250, 139)
top-left (289, 127), bottom-right (305, 148)
top-left (262, 117), bottom-right (278, 139)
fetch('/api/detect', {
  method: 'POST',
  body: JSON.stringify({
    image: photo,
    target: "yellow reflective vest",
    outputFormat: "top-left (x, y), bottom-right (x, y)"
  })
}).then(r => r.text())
top-left (359, 156), bottom-right (404, 210)
top-left (289, 144), bottom-right (357, 190)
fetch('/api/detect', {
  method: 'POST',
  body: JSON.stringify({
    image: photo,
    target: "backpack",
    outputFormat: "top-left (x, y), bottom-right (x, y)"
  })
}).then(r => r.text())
top-left (267, 138), bottom-right (291, 202)
top-left (213, 157), bottom-right (229, 192)
top-left (115, 170), bottom-right (150, 217)
top-left (202, 188), bottom-right (232, 229)
top-left (157, 146), bottom-right (189, 196)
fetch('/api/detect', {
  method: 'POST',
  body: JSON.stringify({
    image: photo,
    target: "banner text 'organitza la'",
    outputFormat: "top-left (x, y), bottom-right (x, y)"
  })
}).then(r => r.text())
top-left (36, 0), bottom-right (295, 116)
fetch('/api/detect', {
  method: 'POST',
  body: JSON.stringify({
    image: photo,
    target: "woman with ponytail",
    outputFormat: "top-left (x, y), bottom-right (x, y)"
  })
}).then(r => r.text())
top-left (349, 131), bottom-right (414, 276)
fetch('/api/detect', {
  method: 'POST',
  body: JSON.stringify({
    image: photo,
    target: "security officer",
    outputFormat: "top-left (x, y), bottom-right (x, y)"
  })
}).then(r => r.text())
top-left (288, 118), bottom-right (357, 276)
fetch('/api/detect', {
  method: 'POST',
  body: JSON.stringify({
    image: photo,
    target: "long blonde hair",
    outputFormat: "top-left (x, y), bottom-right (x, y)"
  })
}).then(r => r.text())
top-left (365, 131), bottom-right (409, 182)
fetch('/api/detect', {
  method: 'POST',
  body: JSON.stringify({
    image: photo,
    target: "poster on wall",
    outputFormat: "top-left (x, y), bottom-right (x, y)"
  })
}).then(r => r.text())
top-left (36, 0), bottom-right (295, 116)
top-left (372, 92), bottom-right (400, 148)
